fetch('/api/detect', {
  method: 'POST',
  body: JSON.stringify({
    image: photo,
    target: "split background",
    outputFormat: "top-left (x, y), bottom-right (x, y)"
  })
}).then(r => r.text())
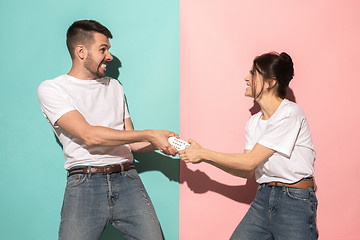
top-left (1, 0), bottom-right (360, 239)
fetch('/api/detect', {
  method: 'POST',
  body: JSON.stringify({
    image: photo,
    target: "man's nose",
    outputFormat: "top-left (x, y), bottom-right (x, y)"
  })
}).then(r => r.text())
top-left (107, 52), bottom-right (113, 61)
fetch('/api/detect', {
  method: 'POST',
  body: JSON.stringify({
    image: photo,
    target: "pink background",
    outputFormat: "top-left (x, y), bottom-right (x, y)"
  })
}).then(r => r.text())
top-left (180, 0), bottom-right (360, 239)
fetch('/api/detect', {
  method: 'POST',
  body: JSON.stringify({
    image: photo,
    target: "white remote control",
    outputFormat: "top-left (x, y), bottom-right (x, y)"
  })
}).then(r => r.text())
top-left (168, 136), bottom-right (190, 151)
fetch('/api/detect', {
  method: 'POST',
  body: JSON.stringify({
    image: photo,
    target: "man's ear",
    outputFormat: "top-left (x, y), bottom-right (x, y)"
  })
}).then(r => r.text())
top-left (75, 45), bottom-right (87, 60)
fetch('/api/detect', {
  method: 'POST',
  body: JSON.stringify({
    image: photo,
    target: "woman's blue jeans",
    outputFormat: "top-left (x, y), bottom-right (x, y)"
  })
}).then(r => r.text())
top-left (230, 182), bottom-right (318, 240)
top-left (58, 168), bottom-right (163, 240)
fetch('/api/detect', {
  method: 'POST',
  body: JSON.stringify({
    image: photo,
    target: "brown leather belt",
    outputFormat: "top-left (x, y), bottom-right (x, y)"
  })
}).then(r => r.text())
top-left (68, 164), bottom-right (135, 176)
top-left (267, 179), bottom-right (314, 189)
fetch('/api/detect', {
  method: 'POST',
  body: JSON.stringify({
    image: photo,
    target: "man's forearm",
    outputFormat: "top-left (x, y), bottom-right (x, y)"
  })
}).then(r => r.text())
top-left (130, 142), bottom-right (156, 153)
top-left (82, 126), bottom-right (152, 146)
top-left (56, 110), bottom-right (177, 155)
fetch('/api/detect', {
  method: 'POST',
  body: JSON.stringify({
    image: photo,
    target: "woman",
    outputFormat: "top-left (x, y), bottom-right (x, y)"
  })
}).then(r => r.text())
top-left (179, 52), bottom-right (318, 239)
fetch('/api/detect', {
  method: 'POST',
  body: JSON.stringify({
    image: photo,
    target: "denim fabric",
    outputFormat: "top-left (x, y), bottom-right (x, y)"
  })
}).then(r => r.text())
top-left (230, 183), bottom-right (318, 240)
top-left (59, 168), bottom-right (163, 240)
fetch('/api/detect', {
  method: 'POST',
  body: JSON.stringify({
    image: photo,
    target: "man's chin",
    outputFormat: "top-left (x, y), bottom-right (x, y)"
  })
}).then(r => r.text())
top-left (96, 71), bottom-right (106, 78)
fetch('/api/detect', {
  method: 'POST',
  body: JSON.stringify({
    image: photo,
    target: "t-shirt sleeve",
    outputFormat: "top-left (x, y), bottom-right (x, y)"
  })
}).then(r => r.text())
top-left (257, 113), bottom-right (301, 158)
top-left (244, 119), bottom-right (255, 150)
top-left (124, 99), bottom-right (130, 119)
top-left (37, 81), bottom-right (76, 125)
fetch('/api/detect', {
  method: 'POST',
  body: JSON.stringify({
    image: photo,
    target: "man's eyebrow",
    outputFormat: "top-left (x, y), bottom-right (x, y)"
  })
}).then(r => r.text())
top-left (99, 44), bottom-right (110, 48)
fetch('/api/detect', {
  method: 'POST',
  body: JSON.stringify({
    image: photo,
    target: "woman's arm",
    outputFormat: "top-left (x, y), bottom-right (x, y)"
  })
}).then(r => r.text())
top-left (178, 140), bottom-right (275, 178)
top-left (204, 149), bottom-right (254, 179)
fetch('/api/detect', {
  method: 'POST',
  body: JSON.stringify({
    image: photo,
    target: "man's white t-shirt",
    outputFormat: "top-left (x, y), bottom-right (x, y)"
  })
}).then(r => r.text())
top-left (245, 99), bottom-right (316, 184)
top-left (38, 74), bottom-right (133, 170)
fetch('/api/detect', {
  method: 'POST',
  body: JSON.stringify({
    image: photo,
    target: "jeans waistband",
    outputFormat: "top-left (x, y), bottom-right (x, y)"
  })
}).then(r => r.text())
top-left (261, 177), bottom-right (316, 190)
top-left (67, 163), bottom-right (135, 176)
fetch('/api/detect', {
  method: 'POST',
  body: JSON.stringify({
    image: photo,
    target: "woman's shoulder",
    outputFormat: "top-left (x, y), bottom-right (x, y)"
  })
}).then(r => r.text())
top-left (281, 99), bottom-right (306, 118)
top-left (246, 111), bottom-right (262, 127)
top-left (249, 111), bottom-right (262, 120)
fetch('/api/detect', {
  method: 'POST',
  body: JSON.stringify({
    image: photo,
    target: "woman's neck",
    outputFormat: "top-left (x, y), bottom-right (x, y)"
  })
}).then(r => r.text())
top-left (257, 95), bottom-right (284, 120)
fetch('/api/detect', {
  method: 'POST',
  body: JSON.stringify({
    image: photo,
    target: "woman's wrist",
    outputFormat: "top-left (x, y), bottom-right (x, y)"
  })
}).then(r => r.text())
top-left (201, 148), bottom-right (212, 163)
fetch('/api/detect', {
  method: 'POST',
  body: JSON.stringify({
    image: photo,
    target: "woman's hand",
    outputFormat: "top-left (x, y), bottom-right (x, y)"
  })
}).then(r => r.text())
top-left (178, 139), bottom-right (204, 164)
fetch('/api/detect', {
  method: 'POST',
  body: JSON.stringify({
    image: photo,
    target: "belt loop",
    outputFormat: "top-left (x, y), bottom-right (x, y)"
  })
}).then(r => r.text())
top-left (120, 163), bottom-right (124, 176)
top-left (313, 177), bottom-right (316, 191)
top-left (281, 182), bottom-right (286, 191)
top-left (88, 166), bottom-right (92, 178)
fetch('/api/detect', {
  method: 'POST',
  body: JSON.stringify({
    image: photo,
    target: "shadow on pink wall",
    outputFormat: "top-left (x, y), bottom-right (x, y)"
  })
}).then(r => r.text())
top-left (181, 160), bottom-right (258, 204)
top-left (134, 151), bottom-right (257, 205)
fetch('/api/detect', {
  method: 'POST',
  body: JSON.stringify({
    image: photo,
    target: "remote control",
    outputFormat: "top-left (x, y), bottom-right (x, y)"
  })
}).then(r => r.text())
top-left (168, 136), bottom-right (190, 151)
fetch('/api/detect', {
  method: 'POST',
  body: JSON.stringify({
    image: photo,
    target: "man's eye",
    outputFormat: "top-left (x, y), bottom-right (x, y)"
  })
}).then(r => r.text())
top-left (100, 49), bottom-right (105, 52)
top-left (250, 70), bottom-right (255, 75)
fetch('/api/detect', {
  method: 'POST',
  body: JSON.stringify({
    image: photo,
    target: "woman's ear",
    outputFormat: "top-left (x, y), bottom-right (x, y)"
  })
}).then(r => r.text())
top-left (267, 77), bottom-right (278, 90)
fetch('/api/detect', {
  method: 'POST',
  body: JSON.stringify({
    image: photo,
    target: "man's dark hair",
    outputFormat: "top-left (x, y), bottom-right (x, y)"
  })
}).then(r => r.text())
top-left (66, 20), bottom-right (113, 59)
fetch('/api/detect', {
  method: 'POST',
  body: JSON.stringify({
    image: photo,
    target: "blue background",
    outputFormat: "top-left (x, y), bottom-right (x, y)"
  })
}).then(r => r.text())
top-left (0, 0), bottom-right (180, 239)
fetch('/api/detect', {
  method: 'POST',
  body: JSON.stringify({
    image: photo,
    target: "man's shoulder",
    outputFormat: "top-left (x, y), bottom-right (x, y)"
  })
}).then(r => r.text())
top-left (107, 77), bottom-right (122, 85)
top-left (39, 74), bottom-right (68, 87)
top-left (38, 74), bottom-right (70, 97)
top-left (106, 77), bottom-right (125, 90)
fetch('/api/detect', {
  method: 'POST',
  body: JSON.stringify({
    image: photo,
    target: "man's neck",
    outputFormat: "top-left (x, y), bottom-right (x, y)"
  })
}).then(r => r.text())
top-left (68, 66), bottom-right (95, 80)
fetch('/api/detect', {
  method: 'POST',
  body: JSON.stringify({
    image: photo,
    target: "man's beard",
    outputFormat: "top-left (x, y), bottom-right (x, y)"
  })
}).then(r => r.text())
top-left (84, 53), bottom-right (106, 79)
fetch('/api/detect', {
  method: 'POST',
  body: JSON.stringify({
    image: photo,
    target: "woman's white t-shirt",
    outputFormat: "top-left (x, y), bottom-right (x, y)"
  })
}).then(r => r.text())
top-left (38, 74), bottom-right (133, 170)
top-left (245, 99), bottom-right (316, 184)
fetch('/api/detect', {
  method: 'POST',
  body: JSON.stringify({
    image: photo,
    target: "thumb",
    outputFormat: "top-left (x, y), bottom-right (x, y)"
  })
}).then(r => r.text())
top-left (188, 139), bottom-right (199, 146)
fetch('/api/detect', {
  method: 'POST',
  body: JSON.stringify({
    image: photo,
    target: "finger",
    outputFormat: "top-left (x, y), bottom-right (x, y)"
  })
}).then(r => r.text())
top-left (170, 148), bottom-right (178, 156)
top-left (179, 154), bottom-right (185, 160)
top-left (168, 145), bottom-right (177, 153)
top-left (178, 151), bottom-right (185, 157)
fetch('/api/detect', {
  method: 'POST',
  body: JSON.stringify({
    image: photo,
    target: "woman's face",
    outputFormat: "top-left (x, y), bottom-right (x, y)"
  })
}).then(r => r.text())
top-left (244, 66), bottom-right (264, 99)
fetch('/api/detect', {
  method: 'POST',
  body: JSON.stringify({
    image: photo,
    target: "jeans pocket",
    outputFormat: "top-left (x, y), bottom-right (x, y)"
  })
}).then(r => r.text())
top-left (124, 169), bottom-right (141, 180)
top-left (286, 187), bottom-right (314, 202)
top-left (66, 174), bottom-right (87, 188)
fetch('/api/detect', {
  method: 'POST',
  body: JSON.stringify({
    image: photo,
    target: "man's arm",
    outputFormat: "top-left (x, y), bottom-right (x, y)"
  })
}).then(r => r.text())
top-left (124, 117), bottom-right (158, 153)
top-left (56, 110), bottom-right (177, 155)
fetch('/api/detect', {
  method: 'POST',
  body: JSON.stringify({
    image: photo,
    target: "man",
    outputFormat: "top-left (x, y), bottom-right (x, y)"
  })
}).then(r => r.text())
top-left (38, 20), bottom-right (177, 240)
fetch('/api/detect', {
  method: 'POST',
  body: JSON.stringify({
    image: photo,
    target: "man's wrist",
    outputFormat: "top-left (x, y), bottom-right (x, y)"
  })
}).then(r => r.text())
top-left (143, 129), bottom-right (153, 143)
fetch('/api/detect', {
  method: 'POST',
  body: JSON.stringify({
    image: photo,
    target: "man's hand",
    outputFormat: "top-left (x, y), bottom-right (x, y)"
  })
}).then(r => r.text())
top-left (178, 139), bottom-right (203, 163)
top-left (149, 130), bottom-right (179, 156)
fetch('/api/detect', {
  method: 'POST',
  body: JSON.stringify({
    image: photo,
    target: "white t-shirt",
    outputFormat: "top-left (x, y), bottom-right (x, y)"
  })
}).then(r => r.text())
top-left (245, 99), bottom-right (315, 184)
top-left (38, 74), bottom-right (133, 170)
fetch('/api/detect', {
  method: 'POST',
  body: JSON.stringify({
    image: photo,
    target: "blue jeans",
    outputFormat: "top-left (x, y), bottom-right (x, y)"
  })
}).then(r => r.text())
top-left (230, 182), bottom-right (318, 240)
top-left (59, 168), bottom-right (163, 240)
